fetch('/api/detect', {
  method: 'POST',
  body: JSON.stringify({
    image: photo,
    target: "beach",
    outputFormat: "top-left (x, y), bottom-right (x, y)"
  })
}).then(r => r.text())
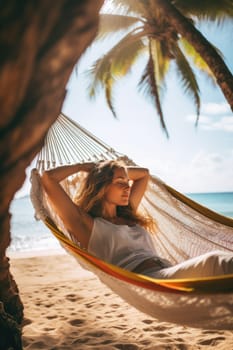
top-left (10, 250), bottom-right (233, 350)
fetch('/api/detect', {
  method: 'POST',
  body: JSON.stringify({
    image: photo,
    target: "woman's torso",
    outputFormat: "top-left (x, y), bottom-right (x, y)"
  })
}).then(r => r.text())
top-left (88, 217), bottom-right (161, 271)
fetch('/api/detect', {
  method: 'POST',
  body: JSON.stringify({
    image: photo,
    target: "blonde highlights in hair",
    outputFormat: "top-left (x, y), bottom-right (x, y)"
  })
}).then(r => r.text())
top-left (74, 160), bottom-right (156, 233)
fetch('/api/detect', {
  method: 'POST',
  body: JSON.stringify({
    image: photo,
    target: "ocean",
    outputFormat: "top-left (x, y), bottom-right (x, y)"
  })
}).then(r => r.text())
top-left (8, 196), bottom-right (62, 254)
top-left (7, 192), bottom-right (233, 254)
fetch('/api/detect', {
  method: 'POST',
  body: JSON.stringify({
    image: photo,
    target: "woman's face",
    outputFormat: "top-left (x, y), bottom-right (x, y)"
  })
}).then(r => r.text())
top-left (104, 167), bottom-right (132, 207)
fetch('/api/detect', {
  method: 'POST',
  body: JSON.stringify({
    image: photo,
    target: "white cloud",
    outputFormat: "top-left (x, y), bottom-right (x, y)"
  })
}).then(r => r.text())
top-left (201, 102), bottom-right (231, 115)
top-left (186, 101), bottom-right (233, 132)
top-left (154, 150), bottom-right (233, 193)
top-left (186, 114), bottom-right (233, 132)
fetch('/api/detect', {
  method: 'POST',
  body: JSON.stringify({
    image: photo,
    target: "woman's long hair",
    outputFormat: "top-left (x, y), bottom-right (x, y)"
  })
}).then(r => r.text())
top-left (74, 160), bottom-right (156, 233)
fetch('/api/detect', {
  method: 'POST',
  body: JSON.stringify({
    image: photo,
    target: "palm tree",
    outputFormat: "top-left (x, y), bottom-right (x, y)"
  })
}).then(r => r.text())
top-left (86, 0), bottom-right (233, 136)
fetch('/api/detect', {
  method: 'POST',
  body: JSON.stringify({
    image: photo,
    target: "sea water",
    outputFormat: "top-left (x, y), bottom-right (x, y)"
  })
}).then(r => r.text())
top-left (8, 196), bottom-right (61, 254)
top-left (7, 192), bottom-right (233, 254)
top-left (187, 192), bottom-right (233, 219)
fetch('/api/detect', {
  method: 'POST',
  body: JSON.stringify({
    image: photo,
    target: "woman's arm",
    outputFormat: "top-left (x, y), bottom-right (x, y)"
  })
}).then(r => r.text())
top-left (127, 166), bottom-right (150, 210)
top-left (41, 162), bottom-right (95, 249)
top-left (42, 162), bottom-right (95, 183)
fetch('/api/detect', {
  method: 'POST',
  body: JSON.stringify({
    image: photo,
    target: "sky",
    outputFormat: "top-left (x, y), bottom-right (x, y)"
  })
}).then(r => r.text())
top-left (18, 15), bottom-right (233, 197)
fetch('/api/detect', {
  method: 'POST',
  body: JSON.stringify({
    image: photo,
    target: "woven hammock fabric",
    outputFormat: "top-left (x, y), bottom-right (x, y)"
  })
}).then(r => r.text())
top-left (30, 113), bottom-right (233, 329)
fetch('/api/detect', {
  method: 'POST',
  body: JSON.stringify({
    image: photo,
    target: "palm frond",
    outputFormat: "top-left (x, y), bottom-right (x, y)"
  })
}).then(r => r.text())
top-left (150, 38), bottom-right (170, 86)
top-left (110, 35), bottom-right (146, 77)
top-left (86, 31), bottom-right (145, 92)
top-left (86, 55), bottom-right (112, 98)
top-left (138, 44), bottom-right (169, 137)
top-left (104, 73), bottom-right (117, 118)
top-left (172, 43), bottom-right (200, 123)
top-left (148, 0), bottom-right (168, 21)
top-left (86, 56), bottom-right (117, 117)
top-left (86, 29), bottom-right (146, 117)
top-left (179, 38), bottom-right (217, 81)
top-left (172, 0), bottom-right (233, 22)
top-left (97, 14), bottom-right (140, 40)
top-left (105, 0), bottom-right (149, 17)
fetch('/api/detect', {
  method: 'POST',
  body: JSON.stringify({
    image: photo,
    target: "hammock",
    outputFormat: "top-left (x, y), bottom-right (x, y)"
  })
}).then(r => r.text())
top-left (30, 113), bottom-right (233, 330)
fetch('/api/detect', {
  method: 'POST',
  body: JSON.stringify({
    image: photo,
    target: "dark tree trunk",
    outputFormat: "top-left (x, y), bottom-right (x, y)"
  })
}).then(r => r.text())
top-left (154, 0), bottom-right (233, 111)
top-left (0, 0), bottom-right (104, 348)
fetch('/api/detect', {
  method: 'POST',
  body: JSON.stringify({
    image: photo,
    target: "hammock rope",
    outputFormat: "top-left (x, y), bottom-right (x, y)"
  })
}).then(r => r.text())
top-left (31, 113), bottom-right (233, 330)
top-left (36, 113), bottom-right (123, 171)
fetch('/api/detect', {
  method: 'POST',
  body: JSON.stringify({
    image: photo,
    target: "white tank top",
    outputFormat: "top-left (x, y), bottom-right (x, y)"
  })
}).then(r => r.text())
top-left (88, 217), bottom-right (160, 271)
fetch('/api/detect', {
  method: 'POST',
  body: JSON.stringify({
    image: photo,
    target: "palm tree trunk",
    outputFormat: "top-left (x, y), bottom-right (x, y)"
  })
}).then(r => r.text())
top-left (154, 0), bottom-right (233, 111)
top-left (0, 0), bottom-right (104, 348)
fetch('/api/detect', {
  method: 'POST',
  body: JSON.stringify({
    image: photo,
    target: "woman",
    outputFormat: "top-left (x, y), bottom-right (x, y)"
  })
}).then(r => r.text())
top-left (41, 160), bottom-right (233, 279)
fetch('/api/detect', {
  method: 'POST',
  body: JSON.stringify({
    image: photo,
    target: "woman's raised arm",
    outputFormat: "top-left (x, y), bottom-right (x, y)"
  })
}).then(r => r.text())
top-left (42, 162), bottom-right (95, 183)
top-left (127, 166), bottom-right (150, 210)
top-left (41, 162), bottom-right (95, 249)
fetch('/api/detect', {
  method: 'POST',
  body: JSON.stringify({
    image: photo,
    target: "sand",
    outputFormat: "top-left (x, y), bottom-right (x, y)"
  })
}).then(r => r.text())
top-left (9, 250), bottom-right (233, 350)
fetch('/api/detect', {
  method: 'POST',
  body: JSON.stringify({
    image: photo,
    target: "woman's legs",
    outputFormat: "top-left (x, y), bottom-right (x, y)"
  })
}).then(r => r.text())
top-left (145, 251), bottom-right (233, 279)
